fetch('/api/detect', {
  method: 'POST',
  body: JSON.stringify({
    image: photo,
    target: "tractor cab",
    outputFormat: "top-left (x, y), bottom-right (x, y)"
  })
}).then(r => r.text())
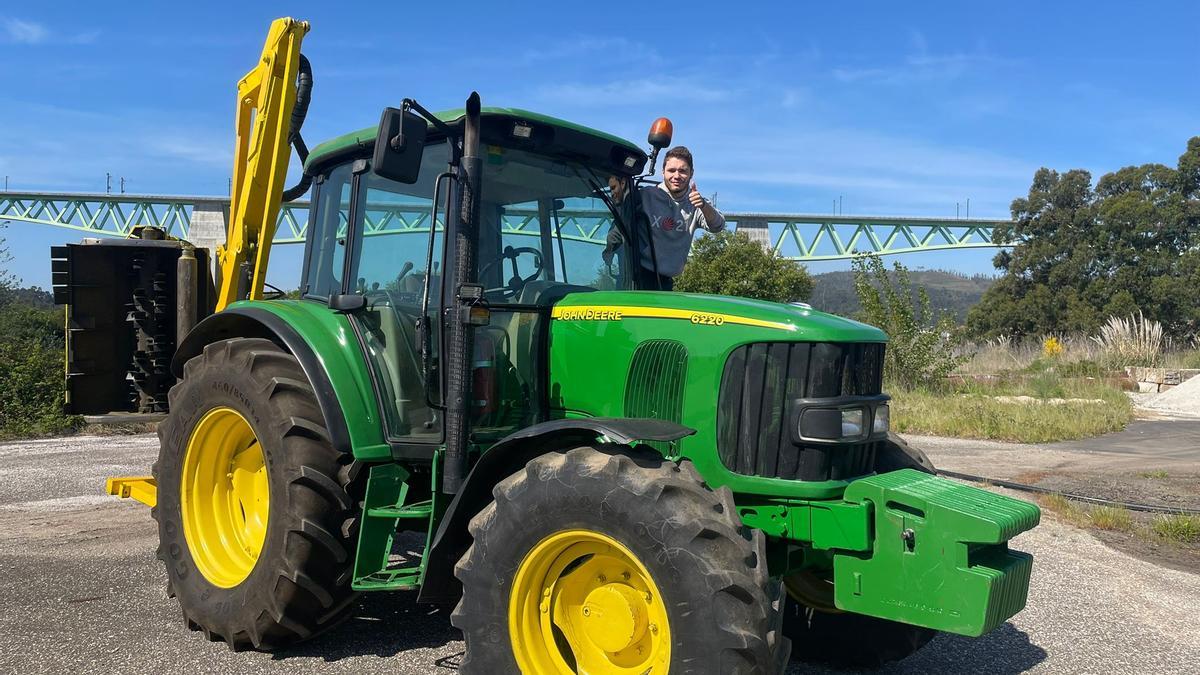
top-left (299, 108), bottom-right (649, 447)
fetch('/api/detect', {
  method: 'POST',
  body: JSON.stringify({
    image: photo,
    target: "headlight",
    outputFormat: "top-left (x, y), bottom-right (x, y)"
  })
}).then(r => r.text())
top-left (798, 407), bottom-right (868, 441)
top-left (873, 404), bottom-right (890, 434)
top-left (794, 399), bottom-right (889, 443)
top-left (841, 409), bottom-right (864, 439)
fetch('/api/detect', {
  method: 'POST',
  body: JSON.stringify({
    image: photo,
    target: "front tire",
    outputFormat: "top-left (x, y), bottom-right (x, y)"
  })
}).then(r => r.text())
top-left (452, 445), bottom-right (784, 674)
top-left (153, 338), bottom-right (359, 650)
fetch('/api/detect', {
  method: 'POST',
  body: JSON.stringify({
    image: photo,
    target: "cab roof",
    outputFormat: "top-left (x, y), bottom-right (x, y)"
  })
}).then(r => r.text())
top-left (304, 106), bottom-right (645, 173)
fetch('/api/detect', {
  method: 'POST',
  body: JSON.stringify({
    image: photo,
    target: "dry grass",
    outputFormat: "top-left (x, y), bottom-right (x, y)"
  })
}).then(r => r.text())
top-left (892, 373), bottom-right (1133, 443)
top-left (77, 422), bottom-right (159, 436)
top-left (1152, 514), bottom-right (1200, 544)
top-left (1090, 506), bottom-right (1134, 531)
top-left (958, 315), bottom-right (1199, 375)
top-left (1138, 470), bottom-right (1170, 479)
top-left (1040, 494), bottom-right (1197, 547)
top-left (1037, 494), bottom-right (1090, 527)
top-left (1091, 312), bottom-right (1164, 368)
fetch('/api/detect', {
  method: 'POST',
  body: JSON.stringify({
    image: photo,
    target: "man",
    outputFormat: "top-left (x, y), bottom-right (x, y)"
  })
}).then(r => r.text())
top-left (635, 146), bottom-right (725, 290)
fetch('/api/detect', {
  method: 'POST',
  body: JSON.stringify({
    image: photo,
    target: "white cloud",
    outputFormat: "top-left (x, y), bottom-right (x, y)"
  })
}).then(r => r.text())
top-left (831, 31), bottom-right (1010, 86)
top-left (691, 118), bottom-right (1035, 219)
top-left (144, 137), bottom-right (231, 167)
top-left (514, 36), bottom-right (661, 67)
top-left (2, 18), bottom-right (47, 44)
top-left (537, 78), bottom-right (733, 107)
top-left (0, 17), bottom-right (98, 45)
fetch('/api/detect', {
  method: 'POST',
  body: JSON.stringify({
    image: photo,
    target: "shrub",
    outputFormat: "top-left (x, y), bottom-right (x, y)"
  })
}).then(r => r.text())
top-left (0, 299), bottom-right (80, 439)
top-left (675, 231), bottom-right (813, 303)
top-left (852, 254), bottom-right (969, 388)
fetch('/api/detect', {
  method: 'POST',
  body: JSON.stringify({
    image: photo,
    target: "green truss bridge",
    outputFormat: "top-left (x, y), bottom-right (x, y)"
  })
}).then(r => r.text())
top-left (0, 191), bottom-right (1011, 261)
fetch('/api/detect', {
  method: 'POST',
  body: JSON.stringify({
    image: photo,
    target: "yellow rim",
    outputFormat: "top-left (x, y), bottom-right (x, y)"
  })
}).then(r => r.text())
top-left (509, 529), bottom-right (671, 674)
top-left (180, 406), bottom-right (270, 588)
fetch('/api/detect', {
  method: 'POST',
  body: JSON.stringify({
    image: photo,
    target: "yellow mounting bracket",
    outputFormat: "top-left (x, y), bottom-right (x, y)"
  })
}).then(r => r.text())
top-left (216, 17), bottom-right (310, 311)
top-left (105, 476), bottom-right (157, 508)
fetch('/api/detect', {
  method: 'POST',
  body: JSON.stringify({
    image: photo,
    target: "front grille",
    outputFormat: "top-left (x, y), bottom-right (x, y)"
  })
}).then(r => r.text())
top-left (717, 342), bottom-right (885, 481)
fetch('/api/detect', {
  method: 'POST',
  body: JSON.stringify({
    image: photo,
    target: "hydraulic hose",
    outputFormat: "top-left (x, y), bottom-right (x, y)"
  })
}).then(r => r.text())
top-left (282, 54), bottom-right (313, 202)
top-left (288, 54), bottom-right (313, 147)
top-left (937, 468), bottom-right (1200, 515)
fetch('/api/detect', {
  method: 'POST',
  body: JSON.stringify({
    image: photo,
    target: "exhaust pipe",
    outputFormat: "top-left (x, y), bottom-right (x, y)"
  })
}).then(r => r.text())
top-left (442, 92), bottom-right (483, 495)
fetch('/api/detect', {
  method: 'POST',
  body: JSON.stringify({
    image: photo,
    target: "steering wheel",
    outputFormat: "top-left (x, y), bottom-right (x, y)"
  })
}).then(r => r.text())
top-left (479, 246), bottom-right (544, 299)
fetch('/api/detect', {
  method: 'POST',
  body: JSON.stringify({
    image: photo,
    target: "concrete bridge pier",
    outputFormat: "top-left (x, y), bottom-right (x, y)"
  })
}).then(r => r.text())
top-left (188, 200), bottom-right (228, 279)
top-left (733, 217), bottom-right (771, 250)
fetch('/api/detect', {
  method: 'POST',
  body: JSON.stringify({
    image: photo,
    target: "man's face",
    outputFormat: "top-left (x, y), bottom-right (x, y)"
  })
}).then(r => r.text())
top-left (663, 157), bottom-right (692, 195)
top-left (607, 175), bottom-right (626, 204)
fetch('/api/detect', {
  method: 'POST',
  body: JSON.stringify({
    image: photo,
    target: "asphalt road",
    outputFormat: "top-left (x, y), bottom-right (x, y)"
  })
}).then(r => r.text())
top-left (1, 433), bottom-right (1197, 674)
top-left (1047, 419), bottom-right (1200, 462)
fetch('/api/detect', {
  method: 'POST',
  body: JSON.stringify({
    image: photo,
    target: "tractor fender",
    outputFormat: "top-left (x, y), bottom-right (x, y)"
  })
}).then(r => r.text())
top-left (416, 417), bottom-right (695, 605)
top-left (171, 307), bottom-right (352, 455)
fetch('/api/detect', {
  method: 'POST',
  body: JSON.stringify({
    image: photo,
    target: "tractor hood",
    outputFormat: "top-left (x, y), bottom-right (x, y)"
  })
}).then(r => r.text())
top-left (549, 291), bottom-right (887, 344)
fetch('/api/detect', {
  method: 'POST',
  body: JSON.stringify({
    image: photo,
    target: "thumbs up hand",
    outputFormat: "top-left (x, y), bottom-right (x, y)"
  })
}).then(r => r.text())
top-left (688, 181), bottom-right (705, 209)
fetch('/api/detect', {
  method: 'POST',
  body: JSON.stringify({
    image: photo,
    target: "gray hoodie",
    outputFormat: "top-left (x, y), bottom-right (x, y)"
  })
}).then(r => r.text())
top-left (637, 182), bottom-right (726, 277)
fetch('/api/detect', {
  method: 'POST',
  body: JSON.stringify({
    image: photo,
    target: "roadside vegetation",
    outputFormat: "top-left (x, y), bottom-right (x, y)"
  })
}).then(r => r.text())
top-left (891, 379), bottom-right (1132, 443)
top-left (1039, 494), bottom-right (1200, 550)
top-left (0, 226), bottom-right (82, 439)
top-left (848, 253), bottom-right (1139, 443)
top-left (847, 137), bottom-right (1200, 443)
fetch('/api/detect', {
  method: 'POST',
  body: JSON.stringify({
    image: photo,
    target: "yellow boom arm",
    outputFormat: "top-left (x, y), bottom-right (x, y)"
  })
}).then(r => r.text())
top-left (215, 17), bottom-right (309, 311)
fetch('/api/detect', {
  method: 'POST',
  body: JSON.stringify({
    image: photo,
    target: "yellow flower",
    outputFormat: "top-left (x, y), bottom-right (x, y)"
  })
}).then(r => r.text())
top-left (1042, 336), bottom-right (1064, 359)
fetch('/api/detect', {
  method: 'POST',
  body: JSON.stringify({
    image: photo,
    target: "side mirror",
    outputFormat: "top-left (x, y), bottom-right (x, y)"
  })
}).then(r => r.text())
top-left (373, 107), bottom-right (427, 184)
top-left (328, 293), bottom-right (366, 313)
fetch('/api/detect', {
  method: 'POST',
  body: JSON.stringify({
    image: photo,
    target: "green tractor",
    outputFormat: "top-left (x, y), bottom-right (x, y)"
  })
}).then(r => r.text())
top-left (62, 18), bottom-right (1040, 674)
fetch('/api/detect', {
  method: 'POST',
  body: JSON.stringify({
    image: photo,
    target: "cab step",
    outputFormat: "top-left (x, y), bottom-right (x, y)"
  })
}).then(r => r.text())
top-left (352, 463), bottom-right (434, 591)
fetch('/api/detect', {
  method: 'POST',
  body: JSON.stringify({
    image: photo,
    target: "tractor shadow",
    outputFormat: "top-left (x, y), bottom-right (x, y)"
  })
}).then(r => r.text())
top-left (790, 623), bottom-right (1048, 674)
top-left (274, 600), bottom-right (1046, 674)
top-left (271, 591), bottom-right (464, 668)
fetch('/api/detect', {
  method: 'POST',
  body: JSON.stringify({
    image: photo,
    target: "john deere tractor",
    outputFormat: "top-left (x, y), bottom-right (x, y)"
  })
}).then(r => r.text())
top-left (57, 18), bottom-right (1040, 674)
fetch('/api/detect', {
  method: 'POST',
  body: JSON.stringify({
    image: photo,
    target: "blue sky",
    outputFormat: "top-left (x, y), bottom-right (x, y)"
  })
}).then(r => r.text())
top-left (3, 1), bottom-right (1200, 288)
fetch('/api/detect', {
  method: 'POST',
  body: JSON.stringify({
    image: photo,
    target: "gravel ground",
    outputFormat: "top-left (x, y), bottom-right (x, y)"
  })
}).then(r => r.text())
top-left (1, 433), bottom-right (1197, 674)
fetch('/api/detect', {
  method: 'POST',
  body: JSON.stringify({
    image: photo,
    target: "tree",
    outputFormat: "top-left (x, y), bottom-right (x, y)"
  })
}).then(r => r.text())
top-left (968, 138), bottom-right (1200, 339)
top-left (0, 221), bottom-right (15, 305)
top-left (0, 223), bottom-right (79, 438)
top-left (853, 254), bottom-right (968, 389)
top-left (675, 231), bottom-right (813, 303)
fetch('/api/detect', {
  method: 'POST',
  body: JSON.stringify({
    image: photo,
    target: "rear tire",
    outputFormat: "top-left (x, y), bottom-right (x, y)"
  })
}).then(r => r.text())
top-left (452, 445), bottom-right (786, 674)
top-left (153, 337), bottom-right (359, 650)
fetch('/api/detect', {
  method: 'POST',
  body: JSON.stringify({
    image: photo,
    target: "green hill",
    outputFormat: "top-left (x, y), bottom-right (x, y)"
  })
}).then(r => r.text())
top-left (808, 269), bottom-right (994, 323)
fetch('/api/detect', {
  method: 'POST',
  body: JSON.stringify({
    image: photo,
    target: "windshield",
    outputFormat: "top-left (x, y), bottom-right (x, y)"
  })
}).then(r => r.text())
top-left (473, 144), bottom-right (632, 303)
top-left (305, 140), bottom-right (639, 309)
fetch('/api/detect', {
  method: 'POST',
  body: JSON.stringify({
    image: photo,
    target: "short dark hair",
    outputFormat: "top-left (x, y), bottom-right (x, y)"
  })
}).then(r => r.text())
top-left (663, 145), bottom-right (693, 171)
